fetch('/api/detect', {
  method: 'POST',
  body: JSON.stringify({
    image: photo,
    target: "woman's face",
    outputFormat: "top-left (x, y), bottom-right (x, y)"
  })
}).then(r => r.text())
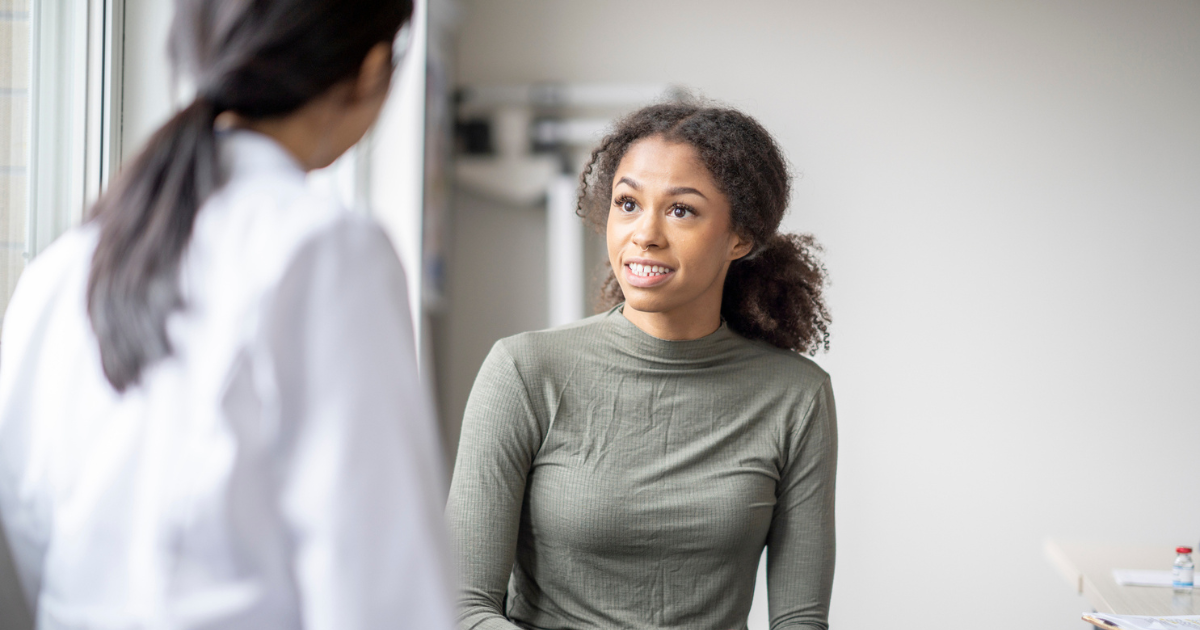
top-left (607, 135), bottom-right (752, 322)
top-left (308, 42), bottom-right (394, 170)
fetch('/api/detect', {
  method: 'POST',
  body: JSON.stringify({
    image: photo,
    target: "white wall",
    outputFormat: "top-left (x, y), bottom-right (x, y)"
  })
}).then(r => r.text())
top-left (452, 1), bottom-right (1200, 629)
top-left (118, 0), bottom-right (172, 158)
top-left (369, 1), bottom-right (428, 354)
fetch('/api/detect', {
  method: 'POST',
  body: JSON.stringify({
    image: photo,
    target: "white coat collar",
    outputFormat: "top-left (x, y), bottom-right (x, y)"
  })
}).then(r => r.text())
top-left (219, 129), bottom-right (306, 182)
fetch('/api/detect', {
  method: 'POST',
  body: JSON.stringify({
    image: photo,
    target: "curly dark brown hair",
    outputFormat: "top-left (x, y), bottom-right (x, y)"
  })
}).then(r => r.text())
top-left (578, 101), bottom-right (831, 354)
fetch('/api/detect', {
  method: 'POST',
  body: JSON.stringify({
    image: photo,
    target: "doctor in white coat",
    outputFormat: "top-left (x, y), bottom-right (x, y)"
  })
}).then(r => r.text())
top-left (0, 0), bottom-right (454, 628)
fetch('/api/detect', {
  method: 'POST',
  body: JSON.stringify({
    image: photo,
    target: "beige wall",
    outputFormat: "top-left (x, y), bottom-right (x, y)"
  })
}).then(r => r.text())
top-left (433, 190), bottom-right (548, 462)
top-left (448, 1), bottom-right (1200, 628)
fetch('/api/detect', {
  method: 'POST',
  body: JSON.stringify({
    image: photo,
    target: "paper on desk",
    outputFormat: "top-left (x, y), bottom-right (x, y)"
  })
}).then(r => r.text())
top-left (1084, 613), bottom-right (1200, 629)
top-left (1113, 569), bottom-right (1177, 588)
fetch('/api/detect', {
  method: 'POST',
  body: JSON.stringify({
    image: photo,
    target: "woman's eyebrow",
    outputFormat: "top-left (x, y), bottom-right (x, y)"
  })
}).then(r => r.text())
top-left (617, 177), bottom-right (708, 201)
top-left (667, 186), bottom-right (708, 200)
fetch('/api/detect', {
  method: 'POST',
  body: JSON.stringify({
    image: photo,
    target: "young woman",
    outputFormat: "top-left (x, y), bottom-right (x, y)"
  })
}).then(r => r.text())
top-left (0, 1), bottom-right (453, 628)
top-left (448, 103), bottom-right (837, 630)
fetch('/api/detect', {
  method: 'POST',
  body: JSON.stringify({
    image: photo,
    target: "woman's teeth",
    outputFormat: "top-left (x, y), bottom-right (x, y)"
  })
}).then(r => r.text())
top-left (628, 263), bottom-right (672, 277)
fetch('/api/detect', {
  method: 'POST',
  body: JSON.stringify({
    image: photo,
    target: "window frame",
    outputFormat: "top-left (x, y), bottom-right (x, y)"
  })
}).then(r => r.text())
top-left (25, 0), bottom-right (121, 261)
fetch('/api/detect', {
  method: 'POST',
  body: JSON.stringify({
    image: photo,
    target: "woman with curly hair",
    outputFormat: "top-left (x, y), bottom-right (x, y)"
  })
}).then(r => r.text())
top-left (448, 102), bottom-right (837, 630)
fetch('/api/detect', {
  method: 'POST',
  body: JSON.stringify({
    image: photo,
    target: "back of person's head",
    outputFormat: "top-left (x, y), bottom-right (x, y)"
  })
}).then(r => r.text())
top-left (88, 0), bottom-right (413, 392)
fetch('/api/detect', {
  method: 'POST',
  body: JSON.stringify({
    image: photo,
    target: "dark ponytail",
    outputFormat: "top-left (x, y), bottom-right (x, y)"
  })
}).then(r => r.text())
top-left (87, 0), bottom-right (412, 391)
top-left (579, 101), bottom-right (832, 354)
top-left (88, 98), bottom-right (219, 388)
top-left (722, 233), bottom-right (830, 354)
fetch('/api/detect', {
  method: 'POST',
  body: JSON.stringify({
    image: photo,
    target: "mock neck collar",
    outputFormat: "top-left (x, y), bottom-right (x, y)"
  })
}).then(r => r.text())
top-left (603, 304), bottom-right (743, 366)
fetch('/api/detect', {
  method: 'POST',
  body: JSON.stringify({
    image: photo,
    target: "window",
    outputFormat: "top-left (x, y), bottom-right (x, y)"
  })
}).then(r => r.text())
top-left (0, 0), bottom-right (113, 336)
top-left (0, 0), bottom-right (31, 331)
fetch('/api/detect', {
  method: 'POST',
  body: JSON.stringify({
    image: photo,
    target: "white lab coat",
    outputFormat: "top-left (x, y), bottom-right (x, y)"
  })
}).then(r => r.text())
top-left (0, 131), bottom-right (455, 630)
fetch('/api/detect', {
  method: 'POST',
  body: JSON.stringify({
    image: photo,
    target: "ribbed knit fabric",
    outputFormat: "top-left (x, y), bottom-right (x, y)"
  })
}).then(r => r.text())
top-left (447, 305), bottom-right (837, 630)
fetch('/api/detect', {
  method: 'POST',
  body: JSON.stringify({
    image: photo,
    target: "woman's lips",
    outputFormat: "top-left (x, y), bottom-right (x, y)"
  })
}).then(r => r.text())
top-left (623, 262), bottom-right (676, 288)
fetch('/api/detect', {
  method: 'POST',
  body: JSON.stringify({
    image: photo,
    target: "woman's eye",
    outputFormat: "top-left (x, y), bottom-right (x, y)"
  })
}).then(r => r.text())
top-left (671, 206), bottom-right (692, 218)
top-left (620, 199), bottom-right (637, 212)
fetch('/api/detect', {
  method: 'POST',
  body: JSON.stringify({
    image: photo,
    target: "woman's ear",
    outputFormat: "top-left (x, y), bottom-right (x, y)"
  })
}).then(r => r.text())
top-left (353, 42), bottom-right (393, 102)
top-left (729, 232), bottom-right (754, 261)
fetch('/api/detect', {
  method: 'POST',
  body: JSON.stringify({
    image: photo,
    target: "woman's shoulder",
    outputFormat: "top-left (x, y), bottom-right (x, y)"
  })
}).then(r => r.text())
top-left (16, 225), bottom-right (99, 287)
top-left (731, 331), bottom-right (831, 390)
top-left (489, 312), bottom-right (611, 374)
top-left (289, 212), bottom-right (393, 260)
top-left (209, 170), bottom-right (362, 249)
top-left (1, 226), bottom-right (98, 344)
top-left (494, 311), bottom-right (609, 354)
top-left (199, 170), bottom-right (394, 291)
top-left (4, 226), bottom-right (97, 324)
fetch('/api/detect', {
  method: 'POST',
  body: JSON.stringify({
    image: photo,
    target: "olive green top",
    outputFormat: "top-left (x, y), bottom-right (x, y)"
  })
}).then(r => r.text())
top-left (447, 306), bottom-right (837, 630)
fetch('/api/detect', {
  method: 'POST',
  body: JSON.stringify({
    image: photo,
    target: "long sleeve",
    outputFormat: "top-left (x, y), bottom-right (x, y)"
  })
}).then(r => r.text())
top-left (767, 376), bottom-right (838, 630)
top-left (0, 276), bottom-right (50, 615)
top-left (445, 342), bottom-right (543, 630)
top-left (266, 218), bottom-right (455, 630)
top-left (0, 231), bottom-right (91, 620)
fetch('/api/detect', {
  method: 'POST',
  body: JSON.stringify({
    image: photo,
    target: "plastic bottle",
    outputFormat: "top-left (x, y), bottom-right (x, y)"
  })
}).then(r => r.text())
top-left (1173, 546), bottom-right (1194, 592)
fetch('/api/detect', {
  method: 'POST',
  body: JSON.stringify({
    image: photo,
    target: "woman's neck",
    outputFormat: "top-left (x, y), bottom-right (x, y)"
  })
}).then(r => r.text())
top-left (219, 89), bottom-right (345, 172)
top-left (621, 300), bottom-right (722, 341)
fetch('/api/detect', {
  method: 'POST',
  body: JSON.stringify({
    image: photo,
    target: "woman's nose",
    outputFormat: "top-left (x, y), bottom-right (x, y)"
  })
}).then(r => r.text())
top-left (630, 209), bottom-right (665, 250)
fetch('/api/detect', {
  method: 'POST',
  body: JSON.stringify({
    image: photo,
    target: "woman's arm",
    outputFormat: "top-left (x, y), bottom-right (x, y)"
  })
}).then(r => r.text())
top-left (0, 252), bottom-right (57, 618)
top-left (267, 218), bottom-right (454, 630)
top-left (446, 341), bottom-right (542, 630)
top-left (767, 376), bottom-right (838, 630)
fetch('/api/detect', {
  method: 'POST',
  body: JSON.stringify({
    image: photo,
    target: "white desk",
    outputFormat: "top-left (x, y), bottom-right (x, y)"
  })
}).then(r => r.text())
top-left (1046, 539), bottom-right (1199, 616)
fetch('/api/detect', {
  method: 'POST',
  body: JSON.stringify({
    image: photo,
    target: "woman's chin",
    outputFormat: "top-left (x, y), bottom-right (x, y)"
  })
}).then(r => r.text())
top-left (621, 290), bottom-right (676, 315)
